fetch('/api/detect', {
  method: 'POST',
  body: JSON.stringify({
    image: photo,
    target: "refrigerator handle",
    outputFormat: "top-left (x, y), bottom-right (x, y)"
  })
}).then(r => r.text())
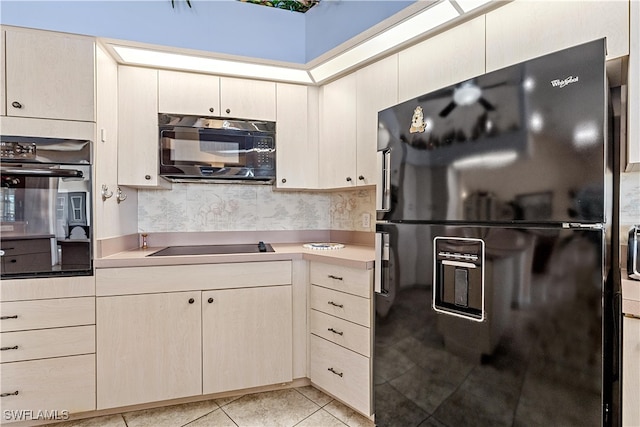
top-left (375, 232), bottom-right (390, 294)
top-left (376, 150), bottom-right (391, 212)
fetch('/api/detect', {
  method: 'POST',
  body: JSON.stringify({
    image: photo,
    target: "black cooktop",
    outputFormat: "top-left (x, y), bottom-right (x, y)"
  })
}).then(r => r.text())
top-left (148, 242), bottom-right (273, 257)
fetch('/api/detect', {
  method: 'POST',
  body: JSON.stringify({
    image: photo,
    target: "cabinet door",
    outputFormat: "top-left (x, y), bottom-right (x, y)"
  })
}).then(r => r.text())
top-left (485, 1), bottom-right (629, 72)
top-left (627, 0), bottom-right (640, 172)
top-left (398, 16), bottom-right (485, 102)
top-left (202, 285), bottom-right (293, 394)
top-left (1, 29), bottom-right (5, 117)
top-left (356, 54), bottom-right (398, 186)
top-left (319, 73), bottom-right (357, 189)
top-left (96, 292), bottom-right (202, 409)
top-left (276, 83), bottom-right (318, 189)
top-left (117, 66), bottom-right (169, 188)
top-left (623, 316), bottom-right (640, 426)
top-left (158, 70), bottom-right (220, 116)
top-left (5, 29), bottom-right (95, 121)
top-left (219, 77), bottom-right (276, 121)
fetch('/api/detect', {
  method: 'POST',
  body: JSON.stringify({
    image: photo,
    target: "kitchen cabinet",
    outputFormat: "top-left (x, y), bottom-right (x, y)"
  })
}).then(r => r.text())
top-left (158, 70), bottom-right (220, 116)
top-left (356, 55), bottom-right (398, 186)
top-left (117, 66), bottom-right (170, 189)
top-left (318, 73), bottom-right (358, 189)
top-left (307, 262), bottom-right (373, 416)
top-left (0, 277), bottom-right (96, 422)
top-left (95, 261), bottom-right (293, 409)
top-left (220, 76), bottom-right (276, 121)
top-left (623, 315), bottom-right (640, 426)
top-left (627, 0), bottom-right (640, 172)
top-left (96, 291), bottom-right (203, 409)
top-left (398, 16), bottom-right (485, 102)
top-left (485, 0), bottom-right (629, 73)
top-left (3, 27), bottom-right (95, 122)
top-left (203, 285), bottom-right (293, 394)
top-left (276, 83), bottom-right (319, 188)
top-left (1, 29), bottom-right (5, 117)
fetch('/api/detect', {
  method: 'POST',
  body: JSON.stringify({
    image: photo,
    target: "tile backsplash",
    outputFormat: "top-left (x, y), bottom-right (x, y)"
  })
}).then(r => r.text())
top-left (138, 184), bottom-right (376, 233)
top-left (620, 171), bottom-right (640, 242)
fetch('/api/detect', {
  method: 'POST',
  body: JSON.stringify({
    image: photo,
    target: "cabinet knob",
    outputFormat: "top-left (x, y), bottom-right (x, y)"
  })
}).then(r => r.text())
top-left (346, 177), bottom-right (352, 182)
top-left (144, 175), bottom-right (151, 180)
top-left (209, 107), bottom-right (214, 113)
top-left (11, 101), bottom-right (23, 109)
top-left (208, 297), bottom-right (214, 303)
top-left (0, 315), bottom-right (18, 320)
top-left (188, 298), bottom-right (195, 304)
top-left (0, 391), bottom-right (19, 398)
top-left (281, 178), bottom-right (287, 184)
top-left (358, 175), bottom-right (365, 181)
top-left (226, 108), bottom-right (231, 114)
top-left (0, 346), bottom-right (19, 351)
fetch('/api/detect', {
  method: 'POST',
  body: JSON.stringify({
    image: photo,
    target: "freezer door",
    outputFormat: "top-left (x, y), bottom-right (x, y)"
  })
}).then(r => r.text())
top-left (376, 39), bottom-right (607, 224)
top-left (374, 224), bottom-right (612, 426)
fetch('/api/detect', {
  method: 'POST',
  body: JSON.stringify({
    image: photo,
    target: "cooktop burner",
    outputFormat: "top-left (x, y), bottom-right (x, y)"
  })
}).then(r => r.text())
top-left (148, 241), bottom-right (273, 256)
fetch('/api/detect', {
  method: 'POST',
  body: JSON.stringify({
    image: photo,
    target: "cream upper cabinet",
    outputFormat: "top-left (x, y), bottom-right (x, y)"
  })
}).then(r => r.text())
top-left (627, 0), bottom-right (640, 172)
top-left (96, 291), bottom-right (203, 409)
top-left (276, 83), bottom-right (319, 189)
top-left (1, 29), bottom-right (5, 117)
top-left (485, 0), bottom-right (629, 73)
top-left (4, 27), bottom-right (95, 122)
top-left (158, 70), bottom-right (221, 116)
top-left (117, 66), bottom-right (170, 189)
top-left (623, 316), bottom-right (640, 426)
top-left (319, 73), bottom-right (358, 189)
top-left (202, 285), bottom-right (293, 394)
top-left (356, 54), bottom-right (398, 186)
top-left (398, 16), bottom-right (485, 102)
top-left (219, 76), bottom-right (276, 121)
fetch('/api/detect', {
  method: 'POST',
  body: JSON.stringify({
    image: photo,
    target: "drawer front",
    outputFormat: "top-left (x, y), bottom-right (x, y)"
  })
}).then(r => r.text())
top-left (1, 238), bottom-right (52, 256)
top-left (0, 326), bottom-right (95, 363)
top-left (310, 262), bottom-right (371, 298)
top-left (309, 334), bottom-right (371, 416)
top-left (310, 285), bottom-right (370, 327)
top-left (0, 297), bottom-right (95, 332)
top-left (310, 309), bottom-right (370, 357)
top-left (2, 252), bottom-right (53, 274)
top-left (0, 354), bottom-right (95, 418)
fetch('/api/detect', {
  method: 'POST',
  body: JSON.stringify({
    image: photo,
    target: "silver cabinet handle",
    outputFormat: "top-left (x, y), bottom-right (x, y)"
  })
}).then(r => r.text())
top-left (0, 346), bottom-right (19, 351)
top-left (328, 328), bottom-right (343, 336)
top-left (328, 301), bottom-right (343, 308)
top-left (0, 391), bottom-right (19, 397)
top-left (0, 315), bottom-right (18, 320)
top-left (328, 274), bottom-right (343, 281)
top-left (327, 367), bottom-right (343, 377)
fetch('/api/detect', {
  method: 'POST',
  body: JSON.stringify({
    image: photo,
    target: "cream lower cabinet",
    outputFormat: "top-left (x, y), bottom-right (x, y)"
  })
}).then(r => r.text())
top-left (95, 261), bottom-right (293, 410)
top-left (623, 315), bottom-right (640, 426)
top-left (96, 291), bottom-right (203, 409)
top-left (308, 262), bottom-right (373, 416)
top-left (203, 285), bottom-right (293, 394)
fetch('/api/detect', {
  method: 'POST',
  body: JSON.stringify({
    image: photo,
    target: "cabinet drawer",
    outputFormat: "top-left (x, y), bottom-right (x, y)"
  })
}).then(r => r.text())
top-left (1, 238), bottom-right (52, 256)
top-left (0, 354), bottom-right (95, 417)
top-left (0, 297), bottom-right (94, 332)
top-left (310, 285), bottom-right (370, 327)
top-left (0, 325), bottom-right (95, 363)
top-left (310, 262), bottom-right (371, 298)
top-left (310, 309), bottom-right (370, 357)
top-left (309, 334), bottom-right (370, 416)
top-left (2, 252), bottom-right (53, 274)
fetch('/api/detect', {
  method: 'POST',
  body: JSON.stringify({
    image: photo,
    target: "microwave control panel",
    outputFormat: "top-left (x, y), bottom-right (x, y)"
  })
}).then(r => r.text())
top-left (1, 142), bottom-right (37, 161)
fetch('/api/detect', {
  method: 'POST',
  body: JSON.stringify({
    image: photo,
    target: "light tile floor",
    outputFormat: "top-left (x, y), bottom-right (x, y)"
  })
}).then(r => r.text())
top-left (44, 386), bottom-right (374, 427)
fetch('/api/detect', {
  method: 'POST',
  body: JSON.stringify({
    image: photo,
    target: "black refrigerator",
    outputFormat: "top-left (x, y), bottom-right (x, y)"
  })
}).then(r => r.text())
top-left (374, 39), bottom-right (620, 426)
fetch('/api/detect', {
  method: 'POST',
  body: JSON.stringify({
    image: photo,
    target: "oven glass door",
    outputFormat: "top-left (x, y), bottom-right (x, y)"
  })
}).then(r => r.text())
top-left (1, 164), bottom-right (92, 278)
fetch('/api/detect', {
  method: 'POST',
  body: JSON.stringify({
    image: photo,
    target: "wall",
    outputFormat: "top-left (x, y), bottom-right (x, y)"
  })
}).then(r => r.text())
top-left (138, 184), bottom-right (376, 233)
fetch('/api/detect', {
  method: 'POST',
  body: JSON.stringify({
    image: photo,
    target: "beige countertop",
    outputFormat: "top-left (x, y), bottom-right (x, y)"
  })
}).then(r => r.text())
top-left (94, 242), bottom-right (375, 270)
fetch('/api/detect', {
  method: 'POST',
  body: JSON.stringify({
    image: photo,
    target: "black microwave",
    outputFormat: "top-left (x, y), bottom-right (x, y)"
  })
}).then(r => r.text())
top-left (158, 114), bottom-right (276, 183)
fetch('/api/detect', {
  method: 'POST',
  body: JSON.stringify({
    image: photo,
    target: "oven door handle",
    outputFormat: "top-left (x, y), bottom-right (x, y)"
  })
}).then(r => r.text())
top-left (1, 167), bottom-right (84, 178)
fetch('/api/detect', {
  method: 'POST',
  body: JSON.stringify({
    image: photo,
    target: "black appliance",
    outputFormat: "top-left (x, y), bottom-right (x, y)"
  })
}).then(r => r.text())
top-left (158, 113), bottom-right (276, 183)
top-left (374, 39), bottom-right (620, 426)
top-left (1, 136), bottom-right (92, 278)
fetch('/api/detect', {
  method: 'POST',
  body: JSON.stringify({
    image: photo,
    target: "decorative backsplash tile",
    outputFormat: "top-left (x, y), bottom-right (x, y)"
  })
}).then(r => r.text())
top-left (138, 185), bottom-right (376, 233)
top-left (620, 171), bottom-right (640, 242)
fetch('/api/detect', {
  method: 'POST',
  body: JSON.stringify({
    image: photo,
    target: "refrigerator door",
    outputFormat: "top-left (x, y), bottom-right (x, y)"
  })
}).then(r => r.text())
top-left (377, 39), bottom-right (607, 224)
top-left (374, 223), bottom-right (610, 426)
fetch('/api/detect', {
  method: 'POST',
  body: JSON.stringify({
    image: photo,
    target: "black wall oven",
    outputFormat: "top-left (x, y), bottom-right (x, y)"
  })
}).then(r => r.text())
top-left (1, 136), bottom-right (92, 278)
